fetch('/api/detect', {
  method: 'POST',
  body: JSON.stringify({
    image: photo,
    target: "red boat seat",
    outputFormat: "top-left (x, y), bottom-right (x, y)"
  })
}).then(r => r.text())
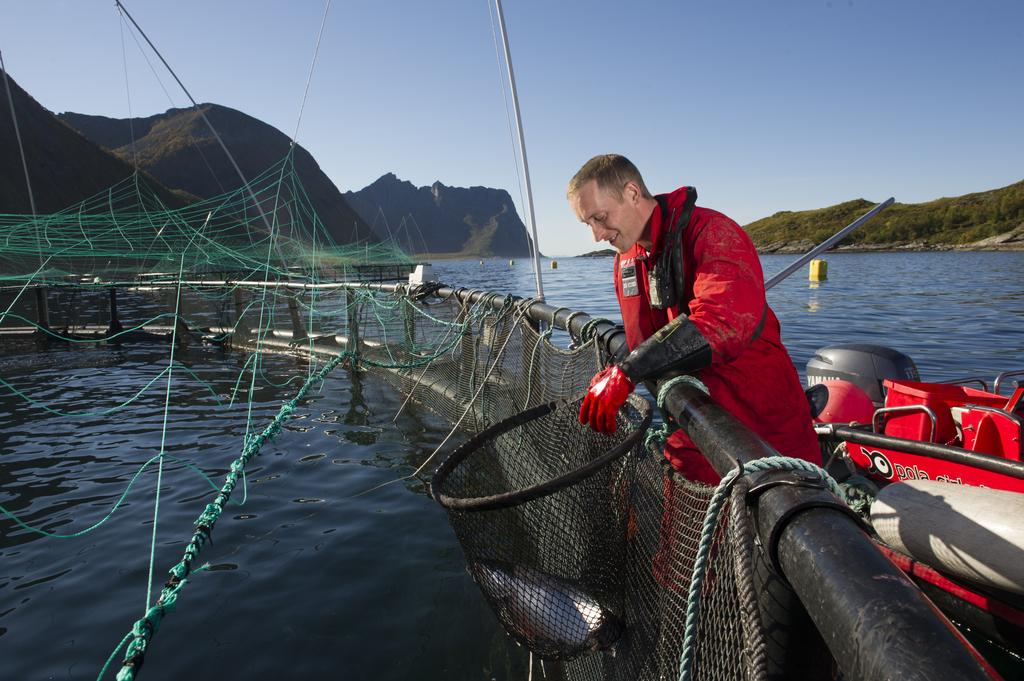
top-left (882, 380), bottom-right (1010, 446)
top-left (960, 408), bottom-right (1024, 461)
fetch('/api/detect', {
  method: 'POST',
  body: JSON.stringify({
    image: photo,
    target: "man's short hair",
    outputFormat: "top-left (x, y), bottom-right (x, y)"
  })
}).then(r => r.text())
top-left (567, 154), bottom-right (652, 200)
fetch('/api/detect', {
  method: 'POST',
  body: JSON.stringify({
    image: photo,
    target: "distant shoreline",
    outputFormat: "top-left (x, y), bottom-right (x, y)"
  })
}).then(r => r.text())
top-left (755, 224), bottom-right (1024, 255)
top-left (410, 252), bottom-right (539, 261)
top-left (422, 242), bottom-right (1024, 260)
top-left (758, 241), bottom-right (1024, 255)
top-left (577, 232), bottom-right (1024, 256)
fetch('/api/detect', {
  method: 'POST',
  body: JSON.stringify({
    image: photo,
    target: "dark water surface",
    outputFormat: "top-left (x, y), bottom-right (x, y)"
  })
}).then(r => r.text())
top-left (1, 251), bottom-right (1022, 680)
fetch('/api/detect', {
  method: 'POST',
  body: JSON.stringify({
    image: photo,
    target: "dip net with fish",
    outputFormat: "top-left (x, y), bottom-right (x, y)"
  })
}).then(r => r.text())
top-left (370, 294), bottom-right (769, 681)
top-left (430, 394), bottom-right (651, 660)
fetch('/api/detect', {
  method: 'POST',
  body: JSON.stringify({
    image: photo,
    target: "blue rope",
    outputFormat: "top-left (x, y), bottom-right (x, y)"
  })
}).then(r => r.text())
top-left (676, 457), bottom-right (844, 681)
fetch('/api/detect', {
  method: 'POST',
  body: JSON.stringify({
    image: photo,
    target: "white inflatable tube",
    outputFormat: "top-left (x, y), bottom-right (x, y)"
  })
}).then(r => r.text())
top-left (871, 479), bottom-right (1024, 595)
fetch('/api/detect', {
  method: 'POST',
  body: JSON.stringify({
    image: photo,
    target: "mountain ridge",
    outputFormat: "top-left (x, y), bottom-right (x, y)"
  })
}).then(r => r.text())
top-left (343, 172), bottom-right (534, 257)
top-left (59, 104), bottom-right (376, 246)
top-left (0, 73), bottom-right (189, 214)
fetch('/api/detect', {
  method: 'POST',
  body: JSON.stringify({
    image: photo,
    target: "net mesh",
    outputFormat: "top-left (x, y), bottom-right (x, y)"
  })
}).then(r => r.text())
top-left (0, 153), bottom-right (413, 290)
top-left (363, 294), bottom-right (602, 436)
top-left (554, 453), bottom-right (755, 681)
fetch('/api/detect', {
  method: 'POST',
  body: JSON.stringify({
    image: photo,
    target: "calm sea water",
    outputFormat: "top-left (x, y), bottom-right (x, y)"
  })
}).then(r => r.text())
top-left (1, 251), bottom-right (1022, 680)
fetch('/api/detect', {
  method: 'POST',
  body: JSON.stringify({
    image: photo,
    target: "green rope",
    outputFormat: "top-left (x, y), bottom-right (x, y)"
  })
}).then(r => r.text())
top-left (96, 563), bottom-right (212, 681)
top-left (644, 375), bottom-right (710, 449)
top-left (562, 310), bottom-right (585, 337)
top-left (0, 311), bottom-right (181, 342)
top-left (0, 153), bottom-right (512, 678)
top-left (577, 316), bottom-right (612, 344)
top-left (111, 349), bottom-right (351, 681)
top-left (657, 375), bottom-right (709, 405)
top-left (227, 352), bottom-right (260, 408)
top-left (522, 326), bottom-right (554, 409)
top-left (145, 248), bottom-right (190, 615)
top-left (840, 474), bottom-right (879, 517)
top-left (676, 457), bottom-right (845, 681)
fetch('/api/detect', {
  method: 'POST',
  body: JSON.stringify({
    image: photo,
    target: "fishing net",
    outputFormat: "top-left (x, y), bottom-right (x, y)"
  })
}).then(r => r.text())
top-left (362, 293), bottom-right (604, 438)
top-left (0, 153), bottom-right (413, 287)
top-left (431, 395), bottom-right (651, 660)
top-left (344, 290), bottom-right (767, 680)
top-left (552, 452), bottom-right (762, 681)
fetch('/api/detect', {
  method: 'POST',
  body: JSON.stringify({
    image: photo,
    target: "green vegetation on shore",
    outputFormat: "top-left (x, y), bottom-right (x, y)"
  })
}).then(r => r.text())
top-left (744, 180), bottom-right (1024, 251)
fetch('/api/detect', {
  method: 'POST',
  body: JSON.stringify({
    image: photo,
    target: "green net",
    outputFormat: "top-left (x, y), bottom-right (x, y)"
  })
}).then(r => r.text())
top-left (0, 153), bottom-right (412, 286)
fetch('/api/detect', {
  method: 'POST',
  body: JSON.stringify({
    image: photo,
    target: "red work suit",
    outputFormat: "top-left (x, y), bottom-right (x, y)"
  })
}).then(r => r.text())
top-left (614, 186), bottom-right (820, 483)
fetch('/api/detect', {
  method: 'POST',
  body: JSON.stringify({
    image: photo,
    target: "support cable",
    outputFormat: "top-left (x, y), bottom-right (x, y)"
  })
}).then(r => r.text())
top-left (492, 0), bottom-right (544, 301)
top-left (117, 14), bottom-right (138, 169)
top-left (114, 0), bottom-right (289, 264)
top-left (0, 49), bottom-right (46, 259)
top-left (486, 0), bottom-right (528, 249)
top-left (291, 0), bottom-right (333, 146)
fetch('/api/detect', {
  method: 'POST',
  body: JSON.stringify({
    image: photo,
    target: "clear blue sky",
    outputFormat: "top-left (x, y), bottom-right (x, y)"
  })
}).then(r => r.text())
top-left (3, 1), bottom-right (1022, 256)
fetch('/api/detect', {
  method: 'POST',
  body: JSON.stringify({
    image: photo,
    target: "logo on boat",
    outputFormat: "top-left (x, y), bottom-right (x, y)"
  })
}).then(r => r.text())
top-left (858, 447), bottom-right (965, 485)
top-left (864, 448), bottom-right (894, 479)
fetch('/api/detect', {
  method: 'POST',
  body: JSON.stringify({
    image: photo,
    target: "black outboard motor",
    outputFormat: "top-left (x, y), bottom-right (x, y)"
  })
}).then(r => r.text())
top-left (806, 344), bottom-right (919, 406)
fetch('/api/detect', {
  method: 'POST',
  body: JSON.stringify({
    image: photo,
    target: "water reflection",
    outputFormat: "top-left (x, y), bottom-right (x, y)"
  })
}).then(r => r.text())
top-left (806, 285), bottom-right (821, 312)
top-left (344, 365), bottom-right (370, 427)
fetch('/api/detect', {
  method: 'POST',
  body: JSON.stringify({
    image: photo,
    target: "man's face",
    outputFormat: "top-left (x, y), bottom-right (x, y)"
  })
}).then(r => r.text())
top-left (571, 180), bottom-right (646, 254)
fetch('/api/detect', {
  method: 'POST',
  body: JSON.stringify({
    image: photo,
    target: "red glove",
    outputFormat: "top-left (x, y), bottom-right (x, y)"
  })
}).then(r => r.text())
top-left (579, 365), bottom-right (635, 434)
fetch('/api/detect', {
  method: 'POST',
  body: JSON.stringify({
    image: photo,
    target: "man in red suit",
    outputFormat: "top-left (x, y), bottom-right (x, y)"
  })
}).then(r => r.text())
top-left (568, 154), bottom-right (819, 483)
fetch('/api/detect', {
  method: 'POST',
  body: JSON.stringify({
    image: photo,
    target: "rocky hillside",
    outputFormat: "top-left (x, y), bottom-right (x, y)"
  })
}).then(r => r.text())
top-left (60, 105), bottom-right (375, 245)
top-left (746, 181), bottom-right (1024, 253)
top-left (0, 73), bottom-right (186, 214)
top-left (344, 173), bottom-right (534, 257)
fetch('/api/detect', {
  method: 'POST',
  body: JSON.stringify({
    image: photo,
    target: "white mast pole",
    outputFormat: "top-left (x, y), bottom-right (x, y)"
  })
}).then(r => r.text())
top-left (494, 0), bottom-right (544, 301)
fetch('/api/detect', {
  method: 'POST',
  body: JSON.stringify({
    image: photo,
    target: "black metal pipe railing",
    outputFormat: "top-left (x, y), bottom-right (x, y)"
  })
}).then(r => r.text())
top-left (431, 284), bottom-right (628, 355)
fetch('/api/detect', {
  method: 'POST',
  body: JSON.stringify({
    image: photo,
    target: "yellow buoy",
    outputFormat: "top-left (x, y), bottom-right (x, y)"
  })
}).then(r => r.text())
top-left (509, 260), bottom-right (514, 267)
top-left (809, 259), bottom-right (828, 282)
top-left (550, 260), bottom-right (558, 269)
